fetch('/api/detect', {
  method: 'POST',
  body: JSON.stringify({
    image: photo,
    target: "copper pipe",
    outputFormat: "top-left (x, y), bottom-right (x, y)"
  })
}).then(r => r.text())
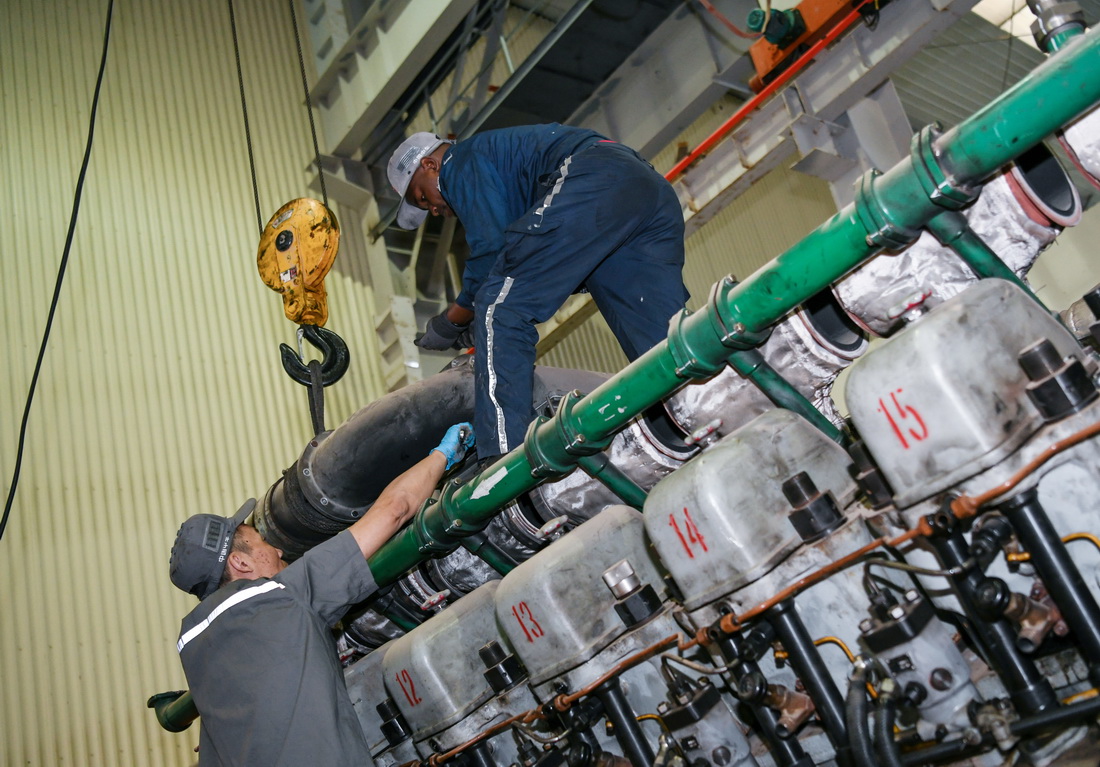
top-left (428, 709), bottom-right (547, 766)
top-left (951, 419), bottom-right (1100, 519)
top-left (705, 523), bottom-right (929, 642)
top-left (1007, 531), bottom-right (1100, 562)
top-left (553, 635), bottom-right (683, 711)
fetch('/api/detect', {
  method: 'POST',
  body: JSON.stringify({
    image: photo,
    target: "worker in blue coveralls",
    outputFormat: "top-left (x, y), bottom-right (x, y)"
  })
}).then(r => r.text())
top-left (388, 123), bottom-right (689, 460)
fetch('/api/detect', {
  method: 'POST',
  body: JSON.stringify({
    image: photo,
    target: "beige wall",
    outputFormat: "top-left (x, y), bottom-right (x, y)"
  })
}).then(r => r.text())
top-left (1, 1), bottom-right (386, 764)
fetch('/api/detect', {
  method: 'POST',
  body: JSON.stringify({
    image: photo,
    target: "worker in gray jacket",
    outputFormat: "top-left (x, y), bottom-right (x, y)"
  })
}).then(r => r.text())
top-left (168, 422), bottom-right (475, 766)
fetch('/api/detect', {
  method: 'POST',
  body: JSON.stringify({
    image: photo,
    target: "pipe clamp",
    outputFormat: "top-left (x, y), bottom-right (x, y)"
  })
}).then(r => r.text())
top-left (524, 391), bottom-right (611, 478)
top-left (911, 124), bottom-right (980, 210)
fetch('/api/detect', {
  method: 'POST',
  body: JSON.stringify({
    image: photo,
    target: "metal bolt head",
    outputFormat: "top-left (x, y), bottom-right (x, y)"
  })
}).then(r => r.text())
top-left (889, 605), bottom-right (906, 620)
top-left (319, 497), bottom-right (329, 506)
top-left (859, 618), bottom-right (874, 633)
top-left (302, 468), bottom-right (311, 476)
top-left (929, 667), bottom-right (954, 691)
top-left (731, 322), bottom-right (746, 336)
top-left (905, 589), bottom-right (920, 603)
top-left (711, 746), bottom-right (733, 765)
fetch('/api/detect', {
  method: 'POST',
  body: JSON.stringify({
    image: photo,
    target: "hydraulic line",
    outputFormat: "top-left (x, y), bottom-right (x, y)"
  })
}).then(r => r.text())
top-left (998, 488), bottom-right (1100, 684)
top-left (767, 600), bottom-right (853, 767)
top-left (1007, 532), bottom-right (1100, 562)
top-left (593, 678), bottom-right (655, 767)
top-left (874, 687), bottom-right (904, 767)
top-left (951, 419), bottom-right (1100, 519)
top-left (846, 664), bottom-right (876, 767)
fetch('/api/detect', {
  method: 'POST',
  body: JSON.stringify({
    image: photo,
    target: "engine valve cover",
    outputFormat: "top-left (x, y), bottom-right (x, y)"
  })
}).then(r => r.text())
top-left (382, 582), bottom-right (510, 741)
top-left (845, 279), bottom-right (1089, 508)
top-left (644, 408), bottom-right (858, 611)
top-left (494, 505), bottom-right (666, 686)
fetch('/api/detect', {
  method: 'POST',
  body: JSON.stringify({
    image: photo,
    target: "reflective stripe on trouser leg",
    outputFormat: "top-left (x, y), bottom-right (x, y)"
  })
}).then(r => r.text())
top-left (485, 276), bottom-right (516, 455)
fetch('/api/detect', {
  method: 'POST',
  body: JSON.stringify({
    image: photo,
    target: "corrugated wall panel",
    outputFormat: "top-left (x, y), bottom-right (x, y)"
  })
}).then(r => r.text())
top-left (1, 1), bottom-right (386, 764)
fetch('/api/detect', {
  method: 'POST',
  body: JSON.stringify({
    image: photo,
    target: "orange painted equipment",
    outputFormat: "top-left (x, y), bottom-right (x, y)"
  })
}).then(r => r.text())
top-left (257, 198), bottom-right (339, 327)
top-left (748, 0), bottom-right (858, 92)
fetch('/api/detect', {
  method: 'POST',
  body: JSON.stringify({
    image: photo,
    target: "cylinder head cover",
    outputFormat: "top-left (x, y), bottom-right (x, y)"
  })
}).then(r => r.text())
top-left (845, 279), bottom-right (1088, 508)
top-left (381, 581), bottom-right (509, 741)
top-left (644, 408), bottom-right (858, 611)
top-left (493, 505), bottom-right (666, 686)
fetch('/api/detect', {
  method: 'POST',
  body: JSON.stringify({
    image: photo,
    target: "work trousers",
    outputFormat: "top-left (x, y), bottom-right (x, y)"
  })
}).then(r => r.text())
top-left (473, 141), bottom-right (689, 457)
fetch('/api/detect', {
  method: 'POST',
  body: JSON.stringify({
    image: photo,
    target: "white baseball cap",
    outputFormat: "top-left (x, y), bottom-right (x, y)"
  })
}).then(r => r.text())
top-left (387, 132), bottom-right (453, 230)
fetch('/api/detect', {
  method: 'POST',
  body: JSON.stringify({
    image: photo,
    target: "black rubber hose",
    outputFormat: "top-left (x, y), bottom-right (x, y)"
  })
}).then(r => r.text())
top-left (846, 665), bottom-right (877, 767)
top-left (874, 692), bottom-right (905, 767)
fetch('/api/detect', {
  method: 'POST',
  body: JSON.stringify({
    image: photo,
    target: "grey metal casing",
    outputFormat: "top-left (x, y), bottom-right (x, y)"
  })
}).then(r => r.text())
top-left (344, 640), bottom-right (398, 758)
top-left (382, 581), bottom-right (509, 741)
top-left (494, 505), bottom-right (666, 686)
top-left (845, 279), bottom-right (1089, 509)
top-left (644, 408), bottom-right (859, 611)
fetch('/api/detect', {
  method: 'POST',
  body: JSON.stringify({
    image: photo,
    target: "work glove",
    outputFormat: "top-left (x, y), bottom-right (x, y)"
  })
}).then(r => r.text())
top-left (432, 422), bottom-right (476, 469)
top-left (416, 310), bottom-right (473, 350)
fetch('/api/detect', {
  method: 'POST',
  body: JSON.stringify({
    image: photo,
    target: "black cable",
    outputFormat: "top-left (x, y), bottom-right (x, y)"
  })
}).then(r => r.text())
top-left (846, 664), bottom-right (877, 767)
top-left (1, 0), bottom-right (115, 544)
top-left (227, 0), bottom-right (264, 236)
top-left (287, 0), bottom-right (328, 209)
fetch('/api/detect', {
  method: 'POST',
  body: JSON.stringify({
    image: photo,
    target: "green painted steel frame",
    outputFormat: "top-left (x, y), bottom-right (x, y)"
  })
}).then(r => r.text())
top-left (155, 27), bottom-right (1100, 735)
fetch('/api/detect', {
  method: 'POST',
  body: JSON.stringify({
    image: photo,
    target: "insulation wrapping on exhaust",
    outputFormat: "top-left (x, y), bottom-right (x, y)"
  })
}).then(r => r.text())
top-left (835, 150), bottom-right (1081, 336)
top-left (666, 304), bottom-right (865, 438)
top-left (1060, 103), bottom-right (1100, 185)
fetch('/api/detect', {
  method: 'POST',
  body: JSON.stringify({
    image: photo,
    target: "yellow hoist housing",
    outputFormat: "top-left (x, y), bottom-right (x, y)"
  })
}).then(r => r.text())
top-left (257, 198), bottom-right (339, 326)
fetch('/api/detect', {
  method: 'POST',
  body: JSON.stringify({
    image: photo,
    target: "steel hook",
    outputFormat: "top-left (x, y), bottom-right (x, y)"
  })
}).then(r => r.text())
top-left (279, 324), bottom-right (350, 387)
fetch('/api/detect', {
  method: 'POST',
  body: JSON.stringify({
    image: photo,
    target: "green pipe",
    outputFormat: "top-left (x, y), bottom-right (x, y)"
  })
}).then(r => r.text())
top-left (1047, 27), bottom-right (1085, 52)
top-left (460, 531), bottom-right (516, 575)
top-left (925, 210), bottom-right (1046, 303)
top-left (727, 349), bottom-right (846, 446)
top-left (576, 452), bottom-right (648, 509)
top-left (365, 26), bottom-right (1100, 588)
top-left (147, 690), bottom-right (197, 732)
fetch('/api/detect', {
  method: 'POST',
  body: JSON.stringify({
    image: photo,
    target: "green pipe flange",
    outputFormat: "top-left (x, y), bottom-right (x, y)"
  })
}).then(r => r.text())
top-left (910, 124), bottom-right (980, 210)
top-left (411, 495), bottom-right (469, 555)
top-left (667, 308), bottom-right (718, 379)
top-left (709, 276), bottom-right (773, 349)
top-left (854, 169), bottom-right (921, 250)
top-left (523, 390), bottom-right (612, 479)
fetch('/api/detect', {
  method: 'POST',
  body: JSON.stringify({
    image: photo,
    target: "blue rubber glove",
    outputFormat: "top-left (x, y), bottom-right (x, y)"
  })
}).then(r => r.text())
top-left (432, 422), bottom-right (476, 469)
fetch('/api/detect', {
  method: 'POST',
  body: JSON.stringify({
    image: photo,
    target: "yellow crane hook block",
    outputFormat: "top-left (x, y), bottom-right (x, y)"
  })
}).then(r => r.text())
top-left (257, 198), bottom-right (340, 326)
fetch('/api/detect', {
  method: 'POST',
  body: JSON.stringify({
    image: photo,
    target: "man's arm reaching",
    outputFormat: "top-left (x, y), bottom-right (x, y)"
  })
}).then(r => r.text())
top-left (346, 423), bottom-right (475, 558)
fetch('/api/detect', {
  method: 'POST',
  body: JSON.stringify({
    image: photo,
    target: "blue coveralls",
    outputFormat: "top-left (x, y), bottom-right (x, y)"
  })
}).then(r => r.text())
top-left (439, 124), bottom-right (689, 456)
